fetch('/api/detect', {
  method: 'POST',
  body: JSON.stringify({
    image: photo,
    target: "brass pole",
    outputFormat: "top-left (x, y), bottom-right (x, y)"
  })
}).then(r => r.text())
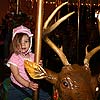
top-left (33, 0), bottom-right (44, 99)
top-left (77, 0), bottom-right (80, 63)
top-left (98, 13), bottom-right (100, 34)
top-left (16, 0), bottom-right (19, 14)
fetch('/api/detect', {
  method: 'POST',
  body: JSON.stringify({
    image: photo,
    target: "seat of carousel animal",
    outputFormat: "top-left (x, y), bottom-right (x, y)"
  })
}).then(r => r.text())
top-left (0, 77), bottom-right (11, 100)
top-left (24, 97), bottom-right (32, 100)
top-left (2, 77), bottom-right (11, 92)
top-left (1, 77), bottom-right (32, 100)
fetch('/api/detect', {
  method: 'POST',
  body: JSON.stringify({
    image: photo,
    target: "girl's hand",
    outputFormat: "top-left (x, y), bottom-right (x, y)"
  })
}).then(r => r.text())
top-left (29, 81), bottom-right (38, 91)
top-left (39, 60), bottom-right (43, 67)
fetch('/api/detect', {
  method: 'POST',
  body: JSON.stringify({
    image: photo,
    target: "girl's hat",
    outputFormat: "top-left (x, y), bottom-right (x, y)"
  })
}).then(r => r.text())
top-left (12, 25), bottom-right (33, 40)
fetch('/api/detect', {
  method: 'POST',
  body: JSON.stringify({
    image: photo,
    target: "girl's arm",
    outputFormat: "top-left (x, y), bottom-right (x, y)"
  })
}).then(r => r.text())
top-left (10, 64), bottom-right (38, 91)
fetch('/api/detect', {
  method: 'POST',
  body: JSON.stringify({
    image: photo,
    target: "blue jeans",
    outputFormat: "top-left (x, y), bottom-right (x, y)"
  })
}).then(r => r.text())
top-left (7, 84), bottom-right (32, 100)
top-left (7, 84), bottom-right (51, 100)
top-left (39, 89), bottom-right (51, 100)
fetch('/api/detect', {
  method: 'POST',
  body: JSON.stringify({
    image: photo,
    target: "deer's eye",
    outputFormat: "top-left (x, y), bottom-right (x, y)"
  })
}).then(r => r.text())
top-left (63, 81), bottom-right (69, 87)
top-left (61, 79), bottom-right (69, 88)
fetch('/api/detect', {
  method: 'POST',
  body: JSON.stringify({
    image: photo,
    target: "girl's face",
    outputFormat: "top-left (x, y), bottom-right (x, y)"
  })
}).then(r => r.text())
top-left (19, 35), bottom-right (30, 53)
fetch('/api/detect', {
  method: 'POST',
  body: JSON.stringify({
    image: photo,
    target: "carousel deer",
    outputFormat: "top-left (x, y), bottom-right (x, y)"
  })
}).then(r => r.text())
top-left (24, 2), bottom-right (100, 100)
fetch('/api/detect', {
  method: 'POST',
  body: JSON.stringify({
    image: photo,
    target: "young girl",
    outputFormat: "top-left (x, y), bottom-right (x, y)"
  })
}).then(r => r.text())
top-left (7, 25), bottom-right (39, 100)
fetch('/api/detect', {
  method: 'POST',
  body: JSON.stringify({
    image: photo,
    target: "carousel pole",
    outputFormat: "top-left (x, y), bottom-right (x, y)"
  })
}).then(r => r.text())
top-left (97, 1), bottom-right (100, 34)
top-left (16, 0), bottom-right (19, 14)
top-left (67, 0), bottom-right (69, 24)
top-left (97, 12), bottom-right (100, 34)
top-left (77, 0), bottom-right (80, 63)
top-left (33, 0), bottom-right (44, 99)
top-left (95, 10), bottom-right (100, 35)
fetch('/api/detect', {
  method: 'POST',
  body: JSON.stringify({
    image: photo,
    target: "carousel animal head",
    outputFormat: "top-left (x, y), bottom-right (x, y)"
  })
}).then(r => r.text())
top-left (24, 2), bottom-right (100, 100)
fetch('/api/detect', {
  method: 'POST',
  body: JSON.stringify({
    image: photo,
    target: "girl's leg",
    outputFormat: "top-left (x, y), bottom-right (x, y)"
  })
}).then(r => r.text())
top-left (39, 89), bottom-right (52, 100)
top-left (7, 84), bottom-right (32, 100)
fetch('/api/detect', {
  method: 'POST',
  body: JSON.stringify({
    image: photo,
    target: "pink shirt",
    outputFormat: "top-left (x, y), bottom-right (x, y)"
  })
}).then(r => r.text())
top-left (7, 52), bottom-right (35, 87)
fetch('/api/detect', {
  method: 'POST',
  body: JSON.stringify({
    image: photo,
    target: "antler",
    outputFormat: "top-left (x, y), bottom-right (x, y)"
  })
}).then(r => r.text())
top-left (84, 45), bottom-right (100, 67)
top-left (43, 2), bottom-right (75, 66)
top-left (24, 2), bottom-right (75, 81)
top-left (43, 2), bottom-right (68, 30)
